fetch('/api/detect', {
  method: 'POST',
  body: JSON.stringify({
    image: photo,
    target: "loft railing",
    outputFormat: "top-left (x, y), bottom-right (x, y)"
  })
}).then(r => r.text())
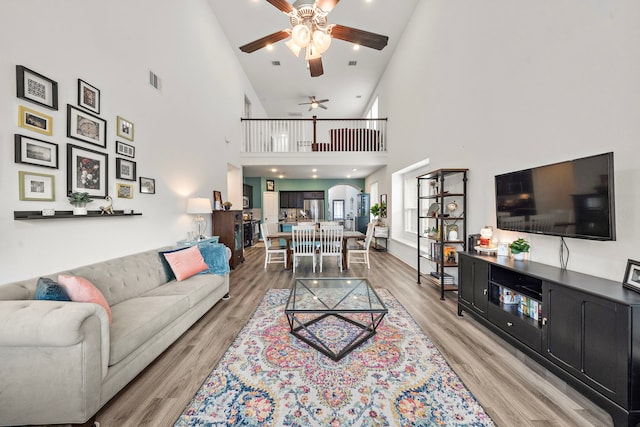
top-left (241, 117), bottom-right (388, 153)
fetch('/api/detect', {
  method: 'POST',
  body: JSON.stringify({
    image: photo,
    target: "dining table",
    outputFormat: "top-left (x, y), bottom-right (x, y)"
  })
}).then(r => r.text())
top-left (268, 230), bottom-right (365, 270)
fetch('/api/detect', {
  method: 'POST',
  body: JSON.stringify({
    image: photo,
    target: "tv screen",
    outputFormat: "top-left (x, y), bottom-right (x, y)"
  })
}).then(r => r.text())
top-left (495, 152), bottom-right (615, 241)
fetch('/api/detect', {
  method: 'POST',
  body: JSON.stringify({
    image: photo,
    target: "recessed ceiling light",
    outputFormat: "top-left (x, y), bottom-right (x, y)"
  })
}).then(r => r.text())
top-left (312, 168), bottom-right (317, 172)
top-left (266, 44), bottom-right (274, 51)
top-left (312, 175), bottom-right (318, 179)
top-left (353, 45), bottom-right (360, 51)
top-left (278, 174), bottom-right (284, 179)
top-left (352, 168), bottom-right (358, 172)
top-left (346, 175), bottom-right (352, 178)
top-left (271, 168), bottom-right (277, 172)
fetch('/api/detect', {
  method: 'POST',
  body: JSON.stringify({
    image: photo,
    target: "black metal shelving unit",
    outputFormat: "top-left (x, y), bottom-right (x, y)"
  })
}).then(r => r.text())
top-left (417, 168), bottom-right (468, 300)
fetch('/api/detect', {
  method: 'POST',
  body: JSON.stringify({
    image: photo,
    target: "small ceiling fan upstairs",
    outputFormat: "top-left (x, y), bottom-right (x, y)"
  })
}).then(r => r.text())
top-left (299, 96), bottom-right (329, 111)
top-left (239, 0), bottom-right (389, 77)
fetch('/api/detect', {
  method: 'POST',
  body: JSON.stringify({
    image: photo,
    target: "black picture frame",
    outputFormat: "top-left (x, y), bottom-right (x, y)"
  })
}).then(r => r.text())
top-left (16, 65), bottom-right (58, 110)
top-left (116, 141), bottom-right (135, 158)
top-left (78, 79), bottom-right (100, 114)
top-left (15, 134), bottom-right (58, 169)
top-left (67, 144), bottom-right (108, 199)
top-left (623, 259), bottom-right (640, 293)
top-left (116, 158), bottom-right (137, 181)
top-left (67, 104), bottom-right (107, 148)
top-left (266, 179), bottom-right (275, 191)
top-left (140, 177), bottom-right (155, 194)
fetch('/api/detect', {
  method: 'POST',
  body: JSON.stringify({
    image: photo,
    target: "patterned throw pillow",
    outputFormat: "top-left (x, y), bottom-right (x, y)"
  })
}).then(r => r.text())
top-left (162, 245), bottom-right (209, 281)
top-left (35, 277), bottom-right (71, 301)
top-left (58, 275), bottom-right (112, 323)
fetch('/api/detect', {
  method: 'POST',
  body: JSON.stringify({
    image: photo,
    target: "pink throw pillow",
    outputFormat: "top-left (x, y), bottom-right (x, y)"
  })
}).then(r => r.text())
top-left (162, 245), bottom-right (208, 281)
top-left (58, 275), bottom-right (112, 323)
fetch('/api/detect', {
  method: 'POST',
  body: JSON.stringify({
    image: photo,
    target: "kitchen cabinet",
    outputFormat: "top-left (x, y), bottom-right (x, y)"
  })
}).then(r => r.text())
top-left (279, 191), bottom-right (304, 209)
top-left (243, 184), bottom-right (253, 209)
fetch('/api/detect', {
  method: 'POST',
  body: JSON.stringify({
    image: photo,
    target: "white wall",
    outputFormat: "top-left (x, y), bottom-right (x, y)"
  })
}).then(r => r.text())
top-left (0, 0), bottom-right (265, 283)
top-left (379, 0), bottom-right (640, 281)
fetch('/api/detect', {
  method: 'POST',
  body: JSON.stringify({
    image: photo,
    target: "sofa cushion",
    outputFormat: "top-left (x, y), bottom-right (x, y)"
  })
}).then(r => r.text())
top-left (35, 278), bottom-right (71, 301)
top-left (108, 295), bottom-right (189, 365)
top-left (162, 246), bottom-right (208, 281)
top-left (58, 275), bottom-right (112, 323)
top-left (158, 247), bottom-right (189, 281)
top-left (141, 273), bottom-right (225, 308)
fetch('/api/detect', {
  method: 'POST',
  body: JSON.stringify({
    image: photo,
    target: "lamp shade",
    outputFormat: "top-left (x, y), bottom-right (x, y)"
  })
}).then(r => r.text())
top-left (186, 198), bottom-right (212, 214)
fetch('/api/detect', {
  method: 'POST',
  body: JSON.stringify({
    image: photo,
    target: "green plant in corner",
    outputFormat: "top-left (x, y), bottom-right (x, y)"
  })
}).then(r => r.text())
top-left (67, 192), bottom-right (93, 206)
top-left (509, 238), bottom-right (530, 254)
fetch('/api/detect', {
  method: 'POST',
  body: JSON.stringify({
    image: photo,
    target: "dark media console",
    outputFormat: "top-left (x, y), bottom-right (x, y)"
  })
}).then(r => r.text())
top-left (458, 252), bottom-right (640, 427)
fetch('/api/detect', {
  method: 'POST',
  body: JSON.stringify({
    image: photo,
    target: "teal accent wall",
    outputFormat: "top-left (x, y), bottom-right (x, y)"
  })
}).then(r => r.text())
top-left (244, 177), bottom-right (365, 215)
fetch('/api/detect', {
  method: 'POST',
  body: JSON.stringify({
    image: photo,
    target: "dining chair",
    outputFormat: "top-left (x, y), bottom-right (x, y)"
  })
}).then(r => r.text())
top-left (292, 225), bottom-right (317, 273)
top-left (319, 225), bottom-right (343, 272)
top-left (260, 223), bottom-right (287, 269)
top-left (347, 222), bottom-right (375, 269)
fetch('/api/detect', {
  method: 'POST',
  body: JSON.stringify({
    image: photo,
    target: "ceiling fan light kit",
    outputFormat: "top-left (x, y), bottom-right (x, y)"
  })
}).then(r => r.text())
top-left (240, 0), bottom-right (389, 77)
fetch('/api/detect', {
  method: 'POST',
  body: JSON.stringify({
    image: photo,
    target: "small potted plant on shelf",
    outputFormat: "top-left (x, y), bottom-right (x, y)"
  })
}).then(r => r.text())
top-left (68, 192), bottom-right (93, 216)
top-left (222, 201), bottom-right (232, 211)
top-left (509, 238), bottom-right (530, 260)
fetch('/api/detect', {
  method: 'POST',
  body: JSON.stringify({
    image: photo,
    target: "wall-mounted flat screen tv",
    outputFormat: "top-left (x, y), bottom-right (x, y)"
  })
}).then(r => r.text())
top-left (495, 152), bottom-right (615, 241)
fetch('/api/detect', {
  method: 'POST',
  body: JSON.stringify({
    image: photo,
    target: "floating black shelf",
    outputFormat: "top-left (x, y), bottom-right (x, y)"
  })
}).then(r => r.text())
top-left (14, 210), bottom-right (142, 220)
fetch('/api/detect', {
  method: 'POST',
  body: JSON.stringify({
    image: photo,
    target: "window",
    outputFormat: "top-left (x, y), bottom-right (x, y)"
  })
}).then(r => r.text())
top-left (365, 96), bottom-right (379, 129)
top-left (391, 159), bottom-right (430, 243)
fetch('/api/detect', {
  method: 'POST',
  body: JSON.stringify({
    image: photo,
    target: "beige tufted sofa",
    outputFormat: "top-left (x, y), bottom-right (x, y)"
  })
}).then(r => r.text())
top-left (0, 246), bottom-right (229, 426)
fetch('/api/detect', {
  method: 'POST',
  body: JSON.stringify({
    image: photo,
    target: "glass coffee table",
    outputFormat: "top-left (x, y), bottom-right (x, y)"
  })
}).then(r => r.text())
top-left (285, 277), bottom-right (387, 361)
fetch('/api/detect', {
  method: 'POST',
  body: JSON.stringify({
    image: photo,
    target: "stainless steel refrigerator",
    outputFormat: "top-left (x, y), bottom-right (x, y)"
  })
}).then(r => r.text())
top-left (303, 199), bottom-right (325, 222)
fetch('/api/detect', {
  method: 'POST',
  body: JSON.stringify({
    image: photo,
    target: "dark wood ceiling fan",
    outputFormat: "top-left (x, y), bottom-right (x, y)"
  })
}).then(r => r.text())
top-left (299, 96), bottom-right (329, 111)
top-left (239, 0), bottom-right (389, 77)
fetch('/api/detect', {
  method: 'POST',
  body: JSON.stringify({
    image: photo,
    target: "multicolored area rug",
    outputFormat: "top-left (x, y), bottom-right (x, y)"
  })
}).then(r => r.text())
top-left (175, 289), bottom-right (494, 427)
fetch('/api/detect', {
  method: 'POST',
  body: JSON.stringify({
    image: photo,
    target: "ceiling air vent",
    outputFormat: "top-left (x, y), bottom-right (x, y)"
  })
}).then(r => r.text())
top-left (272, 61), bottom-right (281, 66)
top-left (149, 70), bottom-right (161, 91)
top-left (288, 112), bottom-right (303, 117)
top-left (348, 61), bottom-right (357, 66)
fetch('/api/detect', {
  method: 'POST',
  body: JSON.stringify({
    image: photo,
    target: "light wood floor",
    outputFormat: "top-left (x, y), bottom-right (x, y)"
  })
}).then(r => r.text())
top-left (92, 243), bottom-right (613, 427)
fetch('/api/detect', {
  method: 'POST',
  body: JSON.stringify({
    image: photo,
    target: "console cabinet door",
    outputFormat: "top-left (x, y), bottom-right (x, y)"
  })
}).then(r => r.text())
top-left (458, 254), bottom-right (488, 316)
top-left (543, 282), bottom-right (629, 407)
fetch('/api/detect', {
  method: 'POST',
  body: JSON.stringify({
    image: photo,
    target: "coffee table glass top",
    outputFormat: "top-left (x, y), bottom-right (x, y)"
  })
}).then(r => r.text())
top-left (285, 277), bottom-right (386, 313)
top-left (285, 277), bottom-right (387, 361)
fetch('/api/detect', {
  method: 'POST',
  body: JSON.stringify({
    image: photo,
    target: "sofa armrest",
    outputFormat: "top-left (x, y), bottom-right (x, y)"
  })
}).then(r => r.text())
top-left (0, 300), bottom-right (110, 377)
top-left (0, 300), bottom-right (109, 425)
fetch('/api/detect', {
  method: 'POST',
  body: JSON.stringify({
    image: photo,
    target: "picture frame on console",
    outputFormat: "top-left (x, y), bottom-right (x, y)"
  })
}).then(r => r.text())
top-left (623, 259), bottom-right (640, 293)
top-left (213, 190), bottom-right (222, 210)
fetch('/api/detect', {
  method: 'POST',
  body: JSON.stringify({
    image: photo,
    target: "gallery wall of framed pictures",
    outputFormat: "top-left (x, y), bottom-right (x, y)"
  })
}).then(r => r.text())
top-left (12, 64), bottom-right (156, 211)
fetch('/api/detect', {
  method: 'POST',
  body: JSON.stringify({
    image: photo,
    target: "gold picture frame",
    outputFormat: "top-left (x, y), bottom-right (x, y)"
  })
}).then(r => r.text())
top-left (116, 116), bottom-right (134, 141)
top-left (19, 170), bottom-right (55, 201)
top-left (117, 183), bottom-right (133, 199)
top-left (18, 105), bottom-right (53, 136)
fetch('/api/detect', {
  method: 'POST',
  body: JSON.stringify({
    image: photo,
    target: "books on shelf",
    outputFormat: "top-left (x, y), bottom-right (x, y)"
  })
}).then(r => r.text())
top-left (430, 271), bottom-right (454, 284)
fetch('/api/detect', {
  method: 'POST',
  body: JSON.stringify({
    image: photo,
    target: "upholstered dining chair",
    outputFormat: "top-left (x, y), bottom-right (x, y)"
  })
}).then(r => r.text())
top-left (319, 225), bottom-right (343, 272)
top-left (347, 222), bottom-right (375, 269)
top-left (292, 225), bottom-right (317, 273)
top-left (260, 223), bottom-right (287, 269)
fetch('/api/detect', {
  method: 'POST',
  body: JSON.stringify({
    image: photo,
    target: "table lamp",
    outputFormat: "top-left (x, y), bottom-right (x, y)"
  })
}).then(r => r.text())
top-left (186, 197), bottom-right (212, 240)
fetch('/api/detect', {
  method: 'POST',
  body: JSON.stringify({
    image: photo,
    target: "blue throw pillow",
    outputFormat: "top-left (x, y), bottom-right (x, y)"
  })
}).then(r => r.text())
top-left (198, 242), bottom-right (230, 276)
top-left (35, 277), bottom-right (71, 301)
top-left (159, 247), bottom-right (191, 281)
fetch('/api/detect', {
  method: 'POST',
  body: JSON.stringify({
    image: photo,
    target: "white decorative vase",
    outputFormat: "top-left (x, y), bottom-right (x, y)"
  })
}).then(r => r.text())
top-left (73, 206), bottom-right (87, 215)
top-left (512, 252), bottom-right (526, 261)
